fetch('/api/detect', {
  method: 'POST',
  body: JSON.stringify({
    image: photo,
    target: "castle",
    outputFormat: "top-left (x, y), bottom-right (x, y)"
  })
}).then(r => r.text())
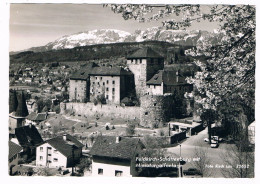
top-left (67, 47), bottom-right (193, 128)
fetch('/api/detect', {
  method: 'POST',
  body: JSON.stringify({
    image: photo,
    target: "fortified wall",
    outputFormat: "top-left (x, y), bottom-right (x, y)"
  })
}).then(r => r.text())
top-left (60, 102), bottom-right (140, 120)
top-left (140, 94), bottom-right (175, 128)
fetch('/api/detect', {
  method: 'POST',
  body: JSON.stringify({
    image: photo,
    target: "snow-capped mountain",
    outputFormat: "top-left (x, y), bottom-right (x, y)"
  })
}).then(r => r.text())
top-left (45, 29), bottom-right (131, 50)
top-left (24, 28), bottom-right (221, 52)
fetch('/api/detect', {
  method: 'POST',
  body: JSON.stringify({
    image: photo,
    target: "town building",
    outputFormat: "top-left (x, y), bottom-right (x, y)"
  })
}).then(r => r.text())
top-left (89, 66), bottom-right (134, 104)
top-left (90, 136), bottom-right (144, 177)
top-left (8, 141), bottom-right (23, 175)
top-left (70, 63), bottom-right (134, 104)
top-left (36, 134), bottom-right (83, 168)
top-left (15, 124), bottom-right (44, 160)
top-left (25, 112), bottom-right (48, 125)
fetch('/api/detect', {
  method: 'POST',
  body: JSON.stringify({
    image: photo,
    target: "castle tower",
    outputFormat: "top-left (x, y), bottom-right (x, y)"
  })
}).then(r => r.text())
top-left (126, 47), bottom-right (164, 98)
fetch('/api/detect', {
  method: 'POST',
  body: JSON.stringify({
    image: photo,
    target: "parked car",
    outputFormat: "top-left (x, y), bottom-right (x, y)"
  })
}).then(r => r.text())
top-left (204, 136), bottom-right (223, 142)
top-left (183, 168), bottom-right (202, 176)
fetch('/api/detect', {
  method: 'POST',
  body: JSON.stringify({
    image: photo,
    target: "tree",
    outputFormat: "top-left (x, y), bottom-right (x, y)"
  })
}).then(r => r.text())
top-left (192, 143), bottom-right (213, 177)
top-left (76, 157), bottom-right (92, 175)
top-left (125, 123), bottom-right (135, 136)
top-left (220, 133), bottom-right (254, 178)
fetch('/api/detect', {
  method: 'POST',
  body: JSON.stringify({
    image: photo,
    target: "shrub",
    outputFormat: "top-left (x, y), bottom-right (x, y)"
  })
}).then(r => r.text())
top-left (126, 123), bottom-right (135, 136)
top-left (105, 125), bottom-right (110, 130)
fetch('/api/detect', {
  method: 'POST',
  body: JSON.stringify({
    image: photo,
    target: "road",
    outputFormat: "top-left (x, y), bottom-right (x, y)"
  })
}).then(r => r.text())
top-left (166, 128), bottom-right (235, 178)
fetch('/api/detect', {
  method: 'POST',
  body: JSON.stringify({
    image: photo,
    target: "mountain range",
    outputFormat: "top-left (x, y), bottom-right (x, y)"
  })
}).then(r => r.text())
top-left (16, 27), bottom-right (222, 53)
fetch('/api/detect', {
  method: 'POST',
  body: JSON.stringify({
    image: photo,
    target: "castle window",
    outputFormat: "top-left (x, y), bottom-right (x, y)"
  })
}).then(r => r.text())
top-left (106, 88), bottom-right (109, 91)
top-left (98, 169), bottom-right (103, 175)
top-left (107, 80), bottom-right (109, 84)
top-left (115, 170), bottom-right (123, 177)
top-left (40, 156), bottom-right (43, 161)
top-left (93, 82), bottom-right (95, 85)
top-left (103, 82), bottom-right (105, 86)
top-left (40, 147), bottom-right (43, 152)
top-left (145, 112), bottom-right (148, 115)
top-left (112, 88), bottom-right (115, 92)
top-left (140, 59), bottom-right (142, 64)
top-left (106, 95), bottom-right (109, 99)
top-left (95, 77), bottom-right (97, 80)
top-left (112, 80), bottom-right (115, 84)
top-left (101, 77), bottom-right (103, 80)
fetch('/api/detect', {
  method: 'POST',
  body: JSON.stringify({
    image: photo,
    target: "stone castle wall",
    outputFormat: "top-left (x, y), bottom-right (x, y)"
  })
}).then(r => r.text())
top-left (140, 94), bottom-right (175, 128)
top-left (60, 102), bottom-right (140, 120)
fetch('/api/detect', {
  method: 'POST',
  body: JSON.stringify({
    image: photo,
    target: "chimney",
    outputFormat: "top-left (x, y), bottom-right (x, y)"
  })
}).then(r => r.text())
top-left (63, 134), bottom-right (67, 141)
top-left (116, 136), bottom-right (121, 143)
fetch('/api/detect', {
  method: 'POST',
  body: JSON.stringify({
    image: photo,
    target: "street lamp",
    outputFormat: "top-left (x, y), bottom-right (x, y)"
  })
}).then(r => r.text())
top-left (179, 144), bottom-right (183, 177)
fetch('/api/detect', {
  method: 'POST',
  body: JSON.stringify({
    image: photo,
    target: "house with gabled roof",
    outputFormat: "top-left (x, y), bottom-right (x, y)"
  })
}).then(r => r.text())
top-left (25, 112), bottom-right (49, 125)
top-left (89, 136), bottom-right (144, 177)
top-left (36, 134), bottom-right (83, 168)
top-left (9, 141), bottom-right (23, 175)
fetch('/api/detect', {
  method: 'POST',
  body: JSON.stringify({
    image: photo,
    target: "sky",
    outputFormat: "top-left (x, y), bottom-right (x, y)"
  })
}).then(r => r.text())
top-left (9, 4), bottom-right (221, 51)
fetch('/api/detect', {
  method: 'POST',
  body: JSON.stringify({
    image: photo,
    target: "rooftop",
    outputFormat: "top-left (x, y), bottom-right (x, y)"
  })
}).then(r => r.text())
top-left (147, 70), bottom-right (188, 86)
top-left (89, 136), bottom-right (143, 160)
top-left (70, 62), bottom-right (98, 80)
top-left (45, 134), bottom-right (84, 157)
top-left (9, 141), bottom-right (23, 159)
top-left (90, 66), bottom-right (133, 76)
top-left (127, 47), bottom-right (164, 59)
top-left (26, 112), bottom-right (48, 121)
top-left (15, 125), bottom-right (44, 147)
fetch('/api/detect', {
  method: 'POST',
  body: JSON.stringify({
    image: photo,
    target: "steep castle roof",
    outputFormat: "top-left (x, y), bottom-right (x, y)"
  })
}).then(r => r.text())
top-left (14, 91), bottom-right (29, 117)
top-left (45, 134), bottom-right (84, 157)
top-left (89, 136), bottom-right (143, 160)
top-left (9, 90), bottom-right (18, 113)
top-left (89, 66), bottom-right (133, 76)
top-left (147, 70), bottom-right (189, 86)
top-left (127, 47), bottom-right (164, 59)
top-left (70, 62), bottom-right (99, 80)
